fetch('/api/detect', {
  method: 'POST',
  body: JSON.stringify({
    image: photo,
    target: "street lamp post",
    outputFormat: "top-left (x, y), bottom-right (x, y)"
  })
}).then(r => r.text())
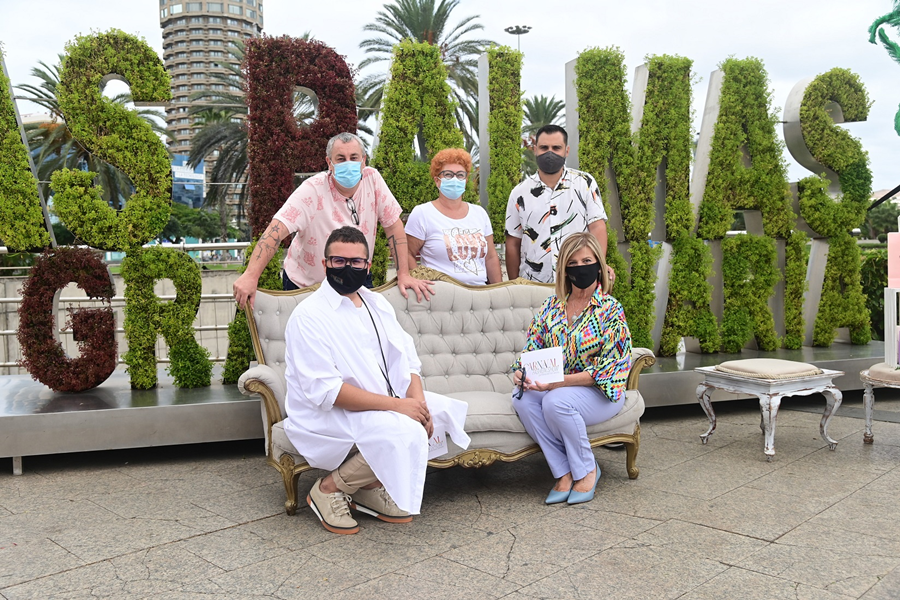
top-left (504, 25), bottom-right (532, 52)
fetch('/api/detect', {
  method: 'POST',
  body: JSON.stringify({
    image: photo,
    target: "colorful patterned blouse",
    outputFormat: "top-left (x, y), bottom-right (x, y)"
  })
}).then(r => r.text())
top-left (516, 289), bottom-right (632, 403)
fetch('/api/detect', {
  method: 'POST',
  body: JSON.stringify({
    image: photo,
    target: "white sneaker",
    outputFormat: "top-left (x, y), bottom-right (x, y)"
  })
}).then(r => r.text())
top-left (351, 486), bottom-right (412, 523)
top-left (307, 478), bottom-right (359, 534)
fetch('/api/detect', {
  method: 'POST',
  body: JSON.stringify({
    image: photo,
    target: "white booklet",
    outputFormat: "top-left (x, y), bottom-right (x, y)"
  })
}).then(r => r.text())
top-left (519, 346), bottom-right (565, 384)
top-left (427, 430), bottom-right (448, 459)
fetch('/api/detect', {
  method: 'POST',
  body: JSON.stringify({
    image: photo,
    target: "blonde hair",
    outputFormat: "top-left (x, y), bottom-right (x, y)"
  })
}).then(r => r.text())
top-left (555, 232), bottom-right (609, 300)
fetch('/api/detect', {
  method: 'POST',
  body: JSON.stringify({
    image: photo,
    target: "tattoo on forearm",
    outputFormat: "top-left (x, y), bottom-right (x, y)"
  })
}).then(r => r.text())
top-left (253, 222), bottom-right (284, 264)
top-left (386, 233), bottom-right (407, 261)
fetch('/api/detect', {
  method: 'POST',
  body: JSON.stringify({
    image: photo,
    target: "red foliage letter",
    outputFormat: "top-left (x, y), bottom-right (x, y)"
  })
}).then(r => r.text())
top-left (17, 248), bottom-right (117, 391)
top-left (244, 36), bottom-right (358, 236)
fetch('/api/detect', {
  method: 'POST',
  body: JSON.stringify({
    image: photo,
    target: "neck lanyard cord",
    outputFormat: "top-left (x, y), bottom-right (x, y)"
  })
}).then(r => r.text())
top-left (359, 296), bottom-right (398, 398)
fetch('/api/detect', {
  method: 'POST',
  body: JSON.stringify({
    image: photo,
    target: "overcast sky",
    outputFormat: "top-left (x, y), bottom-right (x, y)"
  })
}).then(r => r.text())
top-left (2, 0), bottom-right (899, 191)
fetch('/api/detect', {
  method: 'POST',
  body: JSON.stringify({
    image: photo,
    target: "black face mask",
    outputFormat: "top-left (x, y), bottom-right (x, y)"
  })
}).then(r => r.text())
top-left (535, 151), bottom-right (566, 175)
top-left (567, 262), bottom-right (601, 290)
top-left (326, 265), bottom-right (368, 295)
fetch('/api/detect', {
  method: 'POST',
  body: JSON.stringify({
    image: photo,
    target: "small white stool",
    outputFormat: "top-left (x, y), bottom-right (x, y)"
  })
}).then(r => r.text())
top-left (859, 362), bottom-right (900, 444)
top-left (695, 359), bottom-right (844, 461)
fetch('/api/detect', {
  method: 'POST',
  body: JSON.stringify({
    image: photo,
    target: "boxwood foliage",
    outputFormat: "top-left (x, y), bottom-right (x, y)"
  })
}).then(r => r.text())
top-left (720, 234), bottom-right (780, 353)
top-left (370, 40), bottom-right (466, 284)
top-left (485, 45), bottom-right (523, 245)
top-left (659, 234), bottom-right (721, 354)
top-left (222, 238), bottom-right (284, 384)
top-left (244, 36), bottom-right (358, 238)
top-left (696, 57), bottom-right (806, 349)
top-left (796, 68), bottom-right (872, 346)
top-left (51, 30), bottom-right (172, 251)
top-left (122, 247), bottom-right (212, 389)
top-left (0, 49), bottom-right (50, 251)
top-left (17, 248), bottom-right (116, 392)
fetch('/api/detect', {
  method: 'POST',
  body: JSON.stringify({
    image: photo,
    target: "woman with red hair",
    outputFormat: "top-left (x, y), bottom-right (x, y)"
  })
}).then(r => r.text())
top-left (405, 148), bottom-right (502, 285)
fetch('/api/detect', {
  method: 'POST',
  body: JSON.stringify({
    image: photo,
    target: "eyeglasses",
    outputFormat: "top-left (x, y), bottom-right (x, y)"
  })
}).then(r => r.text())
top-left (326, 256), bottom-right (369, 270)
top-left (515, 365), bottom-right (527, 400)
top-left (438, 170), bottom-right (468, 181)
top-left (345, 197), bottom-right (360, 225)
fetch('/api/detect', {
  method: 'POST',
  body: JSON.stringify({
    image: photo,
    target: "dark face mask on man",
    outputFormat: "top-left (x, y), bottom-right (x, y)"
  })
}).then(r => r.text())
top-left (567, 262), bottom-right (601, 290)
top-left (326, 264), bottom-right (369, 295)
top-left (535, 150), bottom-right (566, 175)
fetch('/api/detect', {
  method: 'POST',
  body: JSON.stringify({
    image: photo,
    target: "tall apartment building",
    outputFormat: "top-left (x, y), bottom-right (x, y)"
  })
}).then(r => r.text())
top-left (158, 0), bottom-right (263, 152)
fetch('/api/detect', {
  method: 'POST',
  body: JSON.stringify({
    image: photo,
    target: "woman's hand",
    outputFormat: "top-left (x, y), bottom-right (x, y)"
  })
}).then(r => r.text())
top-left (530, 380), bottom-right (562, 392)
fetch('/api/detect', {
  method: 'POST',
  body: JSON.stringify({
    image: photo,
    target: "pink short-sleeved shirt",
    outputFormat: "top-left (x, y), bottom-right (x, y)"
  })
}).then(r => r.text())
top-left (273, 167), bottom-right (402, 288)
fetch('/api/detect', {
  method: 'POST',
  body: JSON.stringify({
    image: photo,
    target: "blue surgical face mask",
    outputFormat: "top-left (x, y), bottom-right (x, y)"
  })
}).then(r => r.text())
top-left (439, 178), bottom-right (466, 200)
top-left (332, 161), bottom-right (362, 188)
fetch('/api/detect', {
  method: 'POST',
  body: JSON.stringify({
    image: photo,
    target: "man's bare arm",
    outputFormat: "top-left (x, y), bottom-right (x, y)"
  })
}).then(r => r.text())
top-left (505, 235), bottom-right (522, 280)
top-left (233, 218), bottom-right (289, 309)
top-left (383, 219), bottom-right (434, 302)
top-left (587, 219), bottom-right (608, 257)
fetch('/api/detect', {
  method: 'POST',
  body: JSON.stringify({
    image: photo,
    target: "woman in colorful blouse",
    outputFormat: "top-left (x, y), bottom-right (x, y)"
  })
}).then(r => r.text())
top-left (512, 232), bottom-right (632, 505)
top-left (405, 148), bottom-right (502, 285)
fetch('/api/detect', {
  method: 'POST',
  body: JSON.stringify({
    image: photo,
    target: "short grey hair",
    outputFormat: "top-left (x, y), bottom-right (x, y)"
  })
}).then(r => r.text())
top-left (326, 132), bottom-right (365, 159)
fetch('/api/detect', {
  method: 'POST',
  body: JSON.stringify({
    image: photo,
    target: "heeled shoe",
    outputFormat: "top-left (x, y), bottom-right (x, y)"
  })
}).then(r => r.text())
top-left (567, 461), bottom-right (600, 505)
top-left (545, 483), bottom-right (573, 504)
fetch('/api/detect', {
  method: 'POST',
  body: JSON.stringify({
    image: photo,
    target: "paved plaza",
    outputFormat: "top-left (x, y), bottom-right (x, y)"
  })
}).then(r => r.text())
top-left (1, 389), bottom-right (900, 599)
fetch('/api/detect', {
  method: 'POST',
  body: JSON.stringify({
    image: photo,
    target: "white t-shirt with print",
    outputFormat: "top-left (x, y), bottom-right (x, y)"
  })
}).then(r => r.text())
top-left (405, 202), bottom-right (494, 286)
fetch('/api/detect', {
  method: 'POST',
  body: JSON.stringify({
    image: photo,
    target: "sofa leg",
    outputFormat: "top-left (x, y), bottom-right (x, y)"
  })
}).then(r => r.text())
top-left (282, 469), bottom-right (302, 515)
top-left (625, 426), bottom-right (641, 479)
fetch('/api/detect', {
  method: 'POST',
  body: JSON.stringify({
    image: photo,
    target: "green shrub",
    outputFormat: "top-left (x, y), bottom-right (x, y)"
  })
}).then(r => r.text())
top-left (860, 247), bottom-right (887, 340)
top-left (720, 234), bottom-right (780, 352)
top-left (52, 30), bottom-right (172, 251)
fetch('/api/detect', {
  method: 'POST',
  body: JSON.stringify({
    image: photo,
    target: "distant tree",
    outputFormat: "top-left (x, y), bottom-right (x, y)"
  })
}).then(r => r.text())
top-left (158, 203), bottom-right (224, 243)
top-left (865, 197), bottom-right (900, 239)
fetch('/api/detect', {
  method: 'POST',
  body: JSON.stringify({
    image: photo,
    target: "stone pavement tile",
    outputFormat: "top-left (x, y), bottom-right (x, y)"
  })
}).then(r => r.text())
top-left (861, 563), bottom-right (900, 599)
top-left (237, 510), bottom-right (337, 552)
top-left (207, 551), bottom-right (315, 597)
top-left (861, 465), bottom-right (900, 494)
top-left (736, 542), bottom-right (900, 597)
top-left (798, 438), bottom-right (900, 472)
top-left (550, 504), bottom-right (662, 539)
top-left (395, 556), bottom-right (521, 597)
top-left (190, 481), bottom-right (286, 523)
top-left (631, 445), bottom-right (782, 501)
top-left (0, 469), bottom-right (139, 512)
top-left (0, 561), bottom-right (117, 600)
top-left (642, 419), bottom-right (754, 449)
top-left (204, 454), bottom-right (277, 490)
top-left (673, 485), bottom-right (823, 541)
top-left (0, 506), bottom-right (11, 518)
top-left (109, 546), bottom-right (227, 587)
top-left (0, 538), bottom-right (84, 588)
top-left (593, 484), bottom-right (699, 522)
top-left (776, 522), bottom-right (900, 558)
top-left (441, 517), bottom-right (623, 586)
top-left (743, 459), bottom-right (885, 507)
top-left (807, 488), bottom-right (900, 542)
top-left (868, 421), bottom-right (900, 447)
top-left (631, 519), bottom-right (770, 564)
top-left (331, 572), bottom-right (508, 600)
top-left (513, 542), bottom-right (728, 600)
top-left (626, 435), bottom-right (719, 474)
top-left (678, 566), bottom-right (857, 600)
top-left (0, 499), bottom-right (122, 547)
top-left (355, 512), bottom-right (490, 555)
top-left (267, 554), bottom-right (378, 598)
top-left (175, 526), bottom-right (294, 571)
top-left (89, 484), bottom-right (234, 523)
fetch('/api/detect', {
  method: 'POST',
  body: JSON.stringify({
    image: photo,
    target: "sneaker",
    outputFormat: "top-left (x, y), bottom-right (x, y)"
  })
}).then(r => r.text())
top-left (307, 477), bottom-right (359, 535)
top-left (350, 486), bottom-right (413, 523)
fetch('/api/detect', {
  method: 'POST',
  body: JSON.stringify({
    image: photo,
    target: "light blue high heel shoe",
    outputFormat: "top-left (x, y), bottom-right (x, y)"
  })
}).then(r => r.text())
top-left (567, 461), bottom-right (600, 504)
top-left (545, 483), bottom-right (573, 504)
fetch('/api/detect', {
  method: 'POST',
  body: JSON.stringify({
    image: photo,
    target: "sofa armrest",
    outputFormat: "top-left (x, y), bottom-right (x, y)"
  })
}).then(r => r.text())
top-left (239, 365), bottom-right (286, 453)
top-left (627, 347), bottom-right (657, 390)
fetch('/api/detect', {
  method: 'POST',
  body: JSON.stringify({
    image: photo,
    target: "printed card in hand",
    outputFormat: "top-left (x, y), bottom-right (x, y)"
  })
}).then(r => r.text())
top-left (519, 346), bottom-right (564, 384)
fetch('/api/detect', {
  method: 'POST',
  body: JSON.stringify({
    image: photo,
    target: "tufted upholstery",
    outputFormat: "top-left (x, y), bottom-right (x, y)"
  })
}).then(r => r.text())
top-left (238, 270), bottom-right (655, 515)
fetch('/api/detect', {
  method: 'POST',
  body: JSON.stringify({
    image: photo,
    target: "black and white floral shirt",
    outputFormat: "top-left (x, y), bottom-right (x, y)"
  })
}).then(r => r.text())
top-left (504, 168), bottom-right (607, 283)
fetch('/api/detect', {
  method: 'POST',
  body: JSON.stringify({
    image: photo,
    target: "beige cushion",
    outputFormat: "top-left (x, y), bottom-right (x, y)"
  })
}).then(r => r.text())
top-left (863, 362), bottom-right (900, 383)
top-left (715, 358), bottom-right (822, 379)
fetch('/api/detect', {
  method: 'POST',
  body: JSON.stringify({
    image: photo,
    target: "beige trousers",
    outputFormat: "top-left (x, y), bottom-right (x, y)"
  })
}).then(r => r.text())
top-left (332, 451), bottom-right (378, 494)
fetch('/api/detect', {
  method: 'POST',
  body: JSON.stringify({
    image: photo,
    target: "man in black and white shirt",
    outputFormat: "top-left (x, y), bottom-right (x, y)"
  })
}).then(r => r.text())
top-left (505, 125), bottom-right (612, 284)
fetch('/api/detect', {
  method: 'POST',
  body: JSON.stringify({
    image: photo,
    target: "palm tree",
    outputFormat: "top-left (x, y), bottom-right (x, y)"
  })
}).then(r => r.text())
top-left (521, 94), bottom-right (565, 175)
top-left (16, 57), bottom-right (170, 210)
top-left (357, 0), bottom-right (492, 147)
top-left (869, 1), bottom-right (900, 135)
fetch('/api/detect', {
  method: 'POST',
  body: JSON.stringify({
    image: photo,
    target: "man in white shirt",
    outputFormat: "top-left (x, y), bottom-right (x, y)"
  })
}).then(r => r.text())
top-left (505, 125), bottom-right (614, 284)
top-left (284, 226), bottom-right (470, 535)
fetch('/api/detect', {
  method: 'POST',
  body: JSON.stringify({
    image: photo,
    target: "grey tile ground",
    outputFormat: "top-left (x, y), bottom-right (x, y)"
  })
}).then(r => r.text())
top-left (1, 389), bottom-right (899, 599)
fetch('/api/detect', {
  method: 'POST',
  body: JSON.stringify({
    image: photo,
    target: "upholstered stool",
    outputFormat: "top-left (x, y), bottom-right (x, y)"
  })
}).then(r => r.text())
top-left (695, 359), bottom-right (844, 461)
top-left (859, 363), bottom-right (900, 444)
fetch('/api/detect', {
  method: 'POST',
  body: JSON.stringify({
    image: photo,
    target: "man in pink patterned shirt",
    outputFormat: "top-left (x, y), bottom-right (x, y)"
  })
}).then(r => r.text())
top-left (233, 132), bottom-right (434, 308)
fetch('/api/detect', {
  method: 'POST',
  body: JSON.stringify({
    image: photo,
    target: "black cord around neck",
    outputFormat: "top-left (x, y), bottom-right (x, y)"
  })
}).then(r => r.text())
top-left (359, 296), bottom-right (398, 398)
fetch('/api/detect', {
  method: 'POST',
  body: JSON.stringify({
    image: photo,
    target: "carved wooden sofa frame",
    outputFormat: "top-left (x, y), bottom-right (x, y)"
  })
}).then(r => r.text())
top-left (238, 269), bottom-right (656, 515)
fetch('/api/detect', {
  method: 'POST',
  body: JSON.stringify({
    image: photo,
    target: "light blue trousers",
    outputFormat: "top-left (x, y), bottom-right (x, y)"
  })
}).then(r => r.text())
top-left (512, 386), bottom-right (624, 481)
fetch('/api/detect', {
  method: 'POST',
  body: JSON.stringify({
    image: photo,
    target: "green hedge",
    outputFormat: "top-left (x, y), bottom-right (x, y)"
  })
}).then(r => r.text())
top-left (222, 238), bottom-right (284, 384)
top-left (720, 234), bottom-right (780, 352)
top-left (370, 39), bottom-right (466, 284)
top-left (122, 247), bottom-right (212, 389)
top-left (486, 45), bottom-right (523, 245)
top-left (860, 247), bottom-right (887, 341)
top-left (0, 49), bottom-right (50, 250)
top-left (52, 30), bottom-right (172, 251)
top-left (797, 68), bottom-right (872, 346)
top-left (783, 230), bottom-right (809, 349)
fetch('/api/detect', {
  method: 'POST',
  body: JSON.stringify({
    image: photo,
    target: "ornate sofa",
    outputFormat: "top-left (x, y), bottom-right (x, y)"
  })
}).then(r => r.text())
top-left (238, 269), bottom-right (656, 515)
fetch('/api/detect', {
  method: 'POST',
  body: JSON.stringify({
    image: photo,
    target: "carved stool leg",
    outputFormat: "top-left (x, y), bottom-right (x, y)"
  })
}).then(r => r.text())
top-left (863, 383), bottom-right (875, 444)
top-left (697, 383), bottom-right (716, 444)
top-left (820, 386), bottom-right (843, 451)
top-left (625, 438), bottom-right (640, 479)
top-left (759, 394), bottom-right (783, 461)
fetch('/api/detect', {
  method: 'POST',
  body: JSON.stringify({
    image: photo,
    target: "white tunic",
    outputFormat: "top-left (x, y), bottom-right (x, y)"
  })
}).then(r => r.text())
top-left (283, 280), bottom-right (470, 513)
